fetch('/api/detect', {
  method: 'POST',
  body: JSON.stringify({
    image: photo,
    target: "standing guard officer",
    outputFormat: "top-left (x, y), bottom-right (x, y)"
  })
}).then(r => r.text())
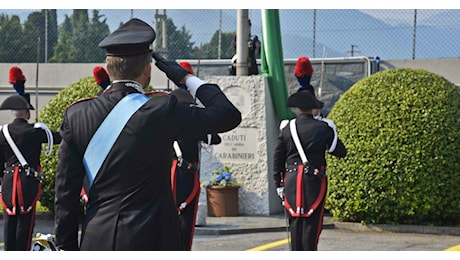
top-left (54, 18), bottom-right (241, 251)
top-left (273, 90), bottom-right (346, 251)
top-left (0, 91), bottom-right (61, 250)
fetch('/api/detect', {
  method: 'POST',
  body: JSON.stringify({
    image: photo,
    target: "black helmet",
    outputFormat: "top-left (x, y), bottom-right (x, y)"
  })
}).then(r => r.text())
top-left (0, 95), bottom-right (35, 110)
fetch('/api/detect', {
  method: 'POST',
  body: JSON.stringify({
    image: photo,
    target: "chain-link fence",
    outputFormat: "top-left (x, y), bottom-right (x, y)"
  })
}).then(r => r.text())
top-left (1, 9), bottom-right (459, 63)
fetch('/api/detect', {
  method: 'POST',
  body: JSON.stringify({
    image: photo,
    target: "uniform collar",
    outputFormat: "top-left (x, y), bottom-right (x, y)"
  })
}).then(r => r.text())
top-left (298, 114), bottom-right (315, 119)
top-left (104, 80), bottom-right (144, 94)
top-left (12, 118), bottom-right (29, 124)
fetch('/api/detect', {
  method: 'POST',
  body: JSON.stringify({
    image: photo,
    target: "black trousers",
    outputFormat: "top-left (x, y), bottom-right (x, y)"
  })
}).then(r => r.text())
top-left (178, 195), bottom-right (199, 250)
top-left (3, 210), bottom-right (36, 251)
top-left (174, 164), bottom-right (200, 251)
top-left (288, 201), bottom-right (325, 251)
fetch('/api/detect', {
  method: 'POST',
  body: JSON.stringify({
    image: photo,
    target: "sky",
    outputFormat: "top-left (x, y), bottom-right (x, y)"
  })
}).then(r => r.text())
top-left (359, 9), bottom-right (446, 23)
top-left (4, 1), bottom-right (460, 10)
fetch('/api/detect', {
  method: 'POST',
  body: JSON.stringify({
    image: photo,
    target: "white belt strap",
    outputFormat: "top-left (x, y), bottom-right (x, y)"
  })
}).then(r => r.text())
top-left (173, 140), bottom-right (184, 167)
top-left (1, 124), bottom-right (29, 166)
top-left (289, 119), bottom-right (308, 165)
top-left (173, 141), bottom-right (183, 160)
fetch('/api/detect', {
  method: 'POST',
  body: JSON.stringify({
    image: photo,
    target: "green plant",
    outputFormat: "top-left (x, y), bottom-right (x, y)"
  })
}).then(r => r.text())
top-left (325, 68), bottom-right (460, 226)
top-left (201, 166), bottom-right (240, 188)
top-left (38, 77), bottom-right (101, 212)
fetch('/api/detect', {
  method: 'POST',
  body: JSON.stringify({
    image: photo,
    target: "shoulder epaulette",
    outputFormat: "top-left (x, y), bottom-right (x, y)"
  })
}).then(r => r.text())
top-left (279, 119), bottom-right (290, 130)
top-left (66, 96), bottom-right (97, 109)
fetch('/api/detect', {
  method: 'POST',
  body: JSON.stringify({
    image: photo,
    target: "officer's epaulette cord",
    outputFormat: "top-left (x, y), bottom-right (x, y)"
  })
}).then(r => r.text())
top-left (66, 96), bottom-right (97, 109)
top-left (144, 89), bottom-right (170, 98)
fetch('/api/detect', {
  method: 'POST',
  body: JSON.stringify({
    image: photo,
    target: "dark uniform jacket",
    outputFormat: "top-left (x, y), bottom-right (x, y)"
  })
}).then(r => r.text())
top-left (273, 114), bottom-right (347, 212)
top-left (54, 81), bottom-right (241, 251)
top-left (0, 118), bottom-right (61, 213)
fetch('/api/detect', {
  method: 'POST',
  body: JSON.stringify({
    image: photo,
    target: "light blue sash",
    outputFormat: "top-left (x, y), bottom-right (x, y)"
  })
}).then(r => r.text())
top-left (83, 93), bottom-right (149, 189)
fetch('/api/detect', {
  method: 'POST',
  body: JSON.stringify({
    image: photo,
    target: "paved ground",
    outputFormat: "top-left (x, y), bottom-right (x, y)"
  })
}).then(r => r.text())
top-left (195, 213), bottom-right (460, 237)
top-left (2, 212), bottom-right (460, 251)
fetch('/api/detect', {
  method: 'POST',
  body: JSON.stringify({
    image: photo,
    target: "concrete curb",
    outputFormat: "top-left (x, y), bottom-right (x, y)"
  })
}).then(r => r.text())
top-left (333, 221), bottom-right (460, 236)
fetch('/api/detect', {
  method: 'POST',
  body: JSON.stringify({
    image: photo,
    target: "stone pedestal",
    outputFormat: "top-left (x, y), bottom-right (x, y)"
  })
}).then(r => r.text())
top-left (199, 76), bottom-right (281, 216)
top-left (195, 201), bottom-right (207, 226)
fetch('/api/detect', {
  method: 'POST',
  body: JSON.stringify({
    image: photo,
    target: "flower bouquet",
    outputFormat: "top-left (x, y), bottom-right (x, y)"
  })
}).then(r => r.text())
top-left (201, 166), bottom-right (239, 188)
top-left (202, 166), bottom-right (240, 217)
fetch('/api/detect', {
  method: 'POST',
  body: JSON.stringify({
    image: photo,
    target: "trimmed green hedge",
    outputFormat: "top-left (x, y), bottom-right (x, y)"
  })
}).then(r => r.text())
top-left (38, 77), bottom-right (100, 212)
top-left (325, 68), bottom-right (460, 226)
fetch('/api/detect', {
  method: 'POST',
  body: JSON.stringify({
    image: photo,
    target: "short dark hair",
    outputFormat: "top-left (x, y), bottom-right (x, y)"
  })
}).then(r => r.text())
top-left (106, 51), bottom-right (152, 80)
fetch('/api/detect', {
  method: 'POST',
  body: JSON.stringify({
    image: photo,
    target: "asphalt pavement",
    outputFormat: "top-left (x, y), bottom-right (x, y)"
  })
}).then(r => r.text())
top-left (2, 212), bottom-right (460, 251)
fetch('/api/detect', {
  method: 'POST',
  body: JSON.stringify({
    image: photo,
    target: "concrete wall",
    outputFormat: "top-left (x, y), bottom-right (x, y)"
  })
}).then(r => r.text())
top-left (379, 58), bottom-right (460, 87)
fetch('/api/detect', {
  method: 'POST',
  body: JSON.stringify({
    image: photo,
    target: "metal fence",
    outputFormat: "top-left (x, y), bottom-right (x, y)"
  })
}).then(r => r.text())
top-left (1, 9), bottom-right (459, 63)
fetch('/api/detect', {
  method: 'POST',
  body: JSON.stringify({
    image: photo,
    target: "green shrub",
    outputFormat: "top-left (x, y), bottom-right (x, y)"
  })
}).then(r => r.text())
top-left (325, 68), bottom-right (460, 226)
top-left (38, 77), bottom-right (100, 212)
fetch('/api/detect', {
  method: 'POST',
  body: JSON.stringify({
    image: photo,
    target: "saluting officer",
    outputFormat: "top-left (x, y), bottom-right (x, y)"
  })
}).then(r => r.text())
top-left (54, 18), bottom-right (241, 251)
top-left (273, 90), bottom-right (347, 251)
top-left (0, 85), bottom-right (61, 250)
top-left (170, 87), bottom-right (222, 250)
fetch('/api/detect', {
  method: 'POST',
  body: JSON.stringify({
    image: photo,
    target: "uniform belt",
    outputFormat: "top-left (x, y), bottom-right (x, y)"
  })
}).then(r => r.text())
top-left (3, 164), bottom-right (41, 179)
top-left (286, 163), bottom-right (325, 178)
top-left (178, 158), bottom-right (198, 172)
top-left (4, 163), bottom-right (22, 174)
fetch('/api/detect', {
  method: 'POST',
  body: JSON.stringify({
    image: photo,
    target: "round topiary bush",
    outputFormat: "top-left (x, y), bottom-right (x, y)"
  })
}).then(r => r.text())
top-left (38, 77), bottom-right (100, 212)
top-left (325, 68), bottom-right (460, 226)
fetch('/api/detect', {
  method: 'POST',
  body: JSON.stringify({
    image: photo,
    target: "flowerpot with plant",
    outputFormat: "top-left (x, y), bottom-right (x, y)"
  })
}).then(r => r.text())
top-left (201, 166), bottom-right (240, 217)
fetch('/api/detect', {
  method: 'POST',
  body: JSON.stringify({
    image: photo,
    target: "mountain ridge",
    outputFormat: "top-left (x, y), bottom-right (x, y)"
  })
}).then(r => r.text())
top-left (3, 9), bottom-right (459, 60)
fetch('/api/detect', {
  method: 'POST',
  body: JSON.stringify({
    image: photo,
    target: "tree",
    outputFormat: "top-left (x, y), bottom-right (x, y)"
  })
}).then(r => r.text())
top-left (87, 10), bottom-right (110, 63)
top-left (71, 10), bottom-right (91, 62)
top-left (22, 10), bottom-right (58, 63)
top-left (193, 31), bottom-right (235, 59)
top-left (0, 14), bottom-right (26, 62)
top-left (156, 18), bottom-right (195, 60)
top-left (49, 10), bottom-right (110, 63)
top-left (49, 16), bottom-right (73, 63)
top-left (46, 10), bottom-right (59, 62)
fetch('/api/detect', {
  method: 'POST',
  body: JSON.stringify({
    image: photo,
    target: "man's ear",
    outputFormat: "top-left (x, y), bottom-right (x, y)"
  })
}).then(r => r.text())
top-left (26, 109), bottom-right (31, 120)
top-left (144, 63), bottom-right (151, 77)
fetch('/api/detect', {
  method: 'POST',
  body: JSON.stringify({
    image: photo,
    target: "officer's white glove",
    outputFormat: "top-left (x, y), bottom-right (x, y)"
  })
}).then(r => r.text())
top-left (276, 187), bottom-right (285, 200)
top-left (320, 118), bottom-right (338, 153)
top-left (320, 117), bottom-right (336, 132)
